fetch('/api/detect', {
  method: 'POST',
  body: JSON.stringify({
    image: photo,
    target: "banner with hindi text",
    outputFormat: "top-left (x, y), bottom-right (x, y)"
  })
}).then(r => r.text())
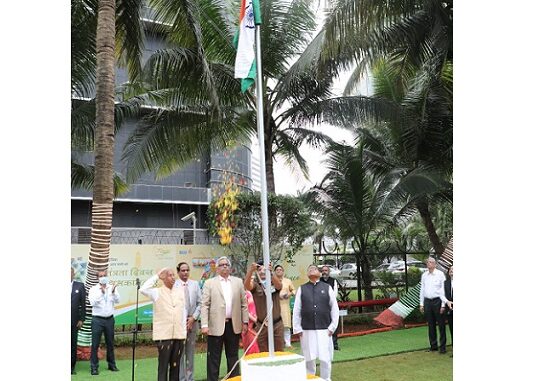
top-left (71, 244), bottom-right (314, 325)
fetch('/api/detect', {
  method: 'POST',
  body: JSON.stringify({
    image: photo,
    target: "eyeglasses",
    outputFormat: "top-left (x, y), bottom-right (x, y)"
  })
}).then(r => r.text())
top-left (218, 263), bottom-right (230, 267)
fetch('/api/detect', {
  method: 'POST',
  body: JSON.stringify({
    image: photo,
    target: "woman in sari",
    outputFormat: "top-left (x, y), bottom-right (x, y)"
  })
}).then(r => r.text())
top-left (242, 289), bottom-right (260, 354)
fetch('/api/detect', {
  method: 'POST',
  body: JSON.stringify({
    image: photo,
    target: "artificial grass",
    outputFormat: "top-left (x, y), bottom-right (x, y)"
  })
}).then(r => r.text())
top-left (71, 327), bottom-right (451, 380)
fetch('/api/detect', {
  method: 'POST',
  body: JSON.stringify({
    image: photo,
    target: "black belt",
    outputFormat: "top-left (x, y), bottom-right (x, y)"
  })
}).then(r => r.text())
top-left (225, 318), bottom-right (232, 323)
top-left (424, 297), bottom-right (441, 302)
top-left (93, 315), bottom-right (113, 319)
top-left (258, 317), bottom-right (282, 325)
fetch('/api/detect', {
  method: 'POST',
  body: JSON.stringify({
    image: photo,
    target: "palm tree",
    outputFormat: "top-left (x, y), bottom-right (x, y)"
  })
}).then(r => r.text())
top-left (302, 53), bottom-right (452, 254)
top-left (358, 57), bottom-right (453, 254)
top-left (121, 0), bottom-right (346, 194)
top-left (72, 0), bottom-right (145, 278)
top-left (305, 138), bottom-right (401, 301)
top-left (319, 0), bottom-right (452, 88)
top-left (71, 0), bottom-right (145, 349)
top-left (90, 0), bottom-right (117, 278)
top-left (315, 0), bottom-right (453, 254)
top-left (71, 0), bottom-right (144, 196)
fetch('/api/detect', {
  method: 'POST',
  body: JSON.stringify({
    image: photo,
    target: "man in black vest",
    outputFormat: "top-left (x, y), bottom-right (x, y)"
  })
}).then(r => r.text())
top-left (71, 267), bottom-right (86, 375)
top-left (293, 265), bottom-right (339, 381)
top-left (320, 265), bottom-right (340, 350)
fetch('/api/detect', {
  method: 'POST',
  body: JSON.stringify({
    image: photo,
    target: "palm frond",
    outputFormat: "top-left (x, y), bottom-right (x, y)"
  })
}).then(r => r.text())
top-left (122, 106), bottom-right (253, 182)
top-left (286, 95), bottom-right (401, 129)
top-left (319, 0), bottom-right (452, 77)
top-left (149, 0), bottom-right (222, 111)
top-left (72, 0), bottom-right (98, 96)
top-left (71, 160), bottom-right (130, 196)
top-left (116, 0), bottom-right (145, 80)
top-left (260, 0), bottom-right (317, 77)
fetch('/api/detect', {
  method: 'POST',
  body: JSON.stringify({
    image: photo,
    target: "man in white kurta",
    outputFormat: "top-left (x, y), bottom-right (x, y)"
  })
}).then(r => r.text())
top-left (141, 267), bottom-right (187, 381)
top-left (293, 265), bottom-right (339, 381)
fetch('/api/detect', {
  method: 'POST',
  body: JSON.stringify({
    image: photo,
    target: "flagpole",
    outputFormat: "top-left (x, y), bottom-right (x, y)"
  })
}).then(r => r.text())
top-left (254, 23), bottom-right (274, 357)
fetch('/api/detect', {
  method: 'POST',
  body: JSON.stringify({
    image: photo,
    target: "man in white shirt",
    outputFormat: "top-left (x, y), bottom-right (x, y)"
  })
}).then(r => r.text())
top-left (141, 267), bottom-right (187, 381)
top-left (174, 262), bottom-right (202, 381)
top-left (200, 256), bottom-right (248, 381)
top-left (293, 264), bottom-right (339, 381)
top-left (419, 257), bottom-right (449, 354)
top-left (88, 270), bottom-right (120, 375)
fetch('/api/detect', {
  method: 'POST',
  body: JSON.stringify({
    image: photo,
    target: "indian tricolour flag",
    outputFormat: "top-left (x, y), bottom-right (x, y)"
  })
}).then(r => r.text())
top-left (234, 0), bottom-right (261, 93)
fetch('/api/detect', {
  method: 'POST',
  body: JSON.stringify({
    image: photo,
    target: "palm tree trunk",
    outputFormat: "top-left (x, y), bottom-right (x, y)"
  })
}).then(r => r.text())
top-left (79, 0), bottom-right (116, 357)
top-left (361, 258), bottom-right (373, 301)
top-left (416, 198), bottom-right (445, 255)
top-left (264, 128), bottom-right (275, 194)
top-left (88, 0), bottom-right (116, 284)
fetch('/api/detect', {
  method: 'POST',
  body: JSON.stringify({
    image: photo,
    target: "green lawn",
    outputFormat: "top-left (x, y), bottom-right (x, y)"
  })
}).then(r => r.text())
top-left (332, 350), bottom-right (452, 381)
top-left (71, 327), bottom-right (452, 380)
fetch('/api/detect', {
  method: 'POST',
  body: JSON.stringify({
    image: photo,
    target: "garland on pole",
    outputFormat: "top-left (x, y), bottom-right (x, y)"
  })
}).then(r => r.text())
top-left (209, 177), bottom-right (240, 245)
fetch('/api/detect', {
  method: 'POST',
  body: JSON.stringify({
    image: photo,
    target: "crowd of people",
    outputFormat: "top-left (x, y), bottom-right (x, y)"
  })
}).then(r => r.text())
top-left (71, 256), bottom-right (453, 380)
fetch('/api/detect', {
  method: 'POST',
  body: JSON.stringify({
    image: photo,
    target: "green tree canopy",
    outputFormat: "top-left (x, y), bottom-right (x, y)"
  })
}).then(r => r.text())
top-left (208, 191), bottom-right (314, 277)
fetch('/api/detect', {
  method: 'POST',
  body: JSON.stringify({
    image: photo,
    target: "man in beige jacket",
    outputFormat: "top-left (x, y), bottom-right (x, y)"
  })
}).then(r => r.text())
top-left (201, 256), bottom-right (248, 381)
top-left (141, 267), bottom-right (187, 381)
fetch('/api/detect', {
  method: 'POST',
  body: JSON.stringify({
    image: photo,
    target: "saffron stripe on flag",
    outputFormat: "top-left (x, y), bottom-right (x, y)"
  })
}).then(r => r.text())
top-left (234, 0), bottom-right (262, 92)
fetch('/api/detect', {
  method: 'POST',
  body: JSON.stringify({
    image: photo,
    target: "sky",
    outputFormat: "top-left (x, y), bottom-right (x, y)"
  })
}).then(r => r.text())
top-left (273, 125), bottom-right (354, 195)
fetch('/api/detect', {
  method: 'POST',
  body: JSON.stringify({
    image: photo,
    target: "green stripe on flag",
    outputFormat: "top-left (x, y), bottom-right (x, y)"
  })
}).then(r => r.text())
top-left (253, 0), bottom-right (261, 24)
top-left (241, 62), bottom-right (257, 93)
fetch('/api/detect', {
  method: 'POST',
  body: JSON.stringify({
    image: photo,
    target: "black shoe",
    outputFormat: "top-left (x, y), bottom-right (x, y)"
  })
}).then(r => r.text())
top-left (334, 346), bottom-right (340, 351)
top-left (426, 348), bottom-right (438, 352)
top-left (439, 350), bottom-right (447, 354)
top-left (71, 370), bottom-right (76, 375)
top-left (108, 366), bottom-right (119, 371)
top-left (91, 369), bottom-right (99, 375)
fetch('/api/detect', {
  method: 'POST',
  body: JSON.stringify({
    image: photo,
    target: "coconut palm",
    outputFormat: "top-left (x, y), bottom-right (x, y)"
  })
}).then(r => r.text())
top-left (72, 0), bottom-right (146, 275)
top-left (305, 138), bottom-right (403, 301)
top-left (71, 0), bottom-right (145, 196)
top-left (90, 0), bottom-right (117, 281)
top-left (71, 0), bottom-right (145, 348)
top-left (319, 0), bottom-right (452, 92)
top-left (121, 0), bottom-right (344, 193)
top-left (359, 57), bottom-right (453, 254)
top-left (300, 47), bottom-right (452, 254)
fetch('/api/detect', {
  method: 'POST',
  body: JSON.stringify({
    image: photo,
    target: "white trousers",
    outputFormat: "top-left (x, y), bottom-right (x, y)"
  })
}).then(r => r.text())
top-left (306, 359), bottom-right (332, 381)
top-left (284, 327), bottom-right (292, 347)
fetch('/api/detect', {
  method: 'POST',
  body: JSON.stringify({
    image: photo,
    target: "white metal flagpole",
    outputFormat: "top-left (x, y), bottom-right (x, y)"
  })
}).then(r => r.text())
top-left (254, 21), bottom-right (274, 356)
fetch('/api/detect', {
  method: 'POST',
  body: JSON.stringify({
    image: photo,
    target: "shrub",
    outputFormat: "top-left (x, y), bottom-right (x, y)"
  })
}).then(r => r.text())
top-left (337, 280), bottom-right (351, 302)
top-left (113, 332), bottom-right (154, 347)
